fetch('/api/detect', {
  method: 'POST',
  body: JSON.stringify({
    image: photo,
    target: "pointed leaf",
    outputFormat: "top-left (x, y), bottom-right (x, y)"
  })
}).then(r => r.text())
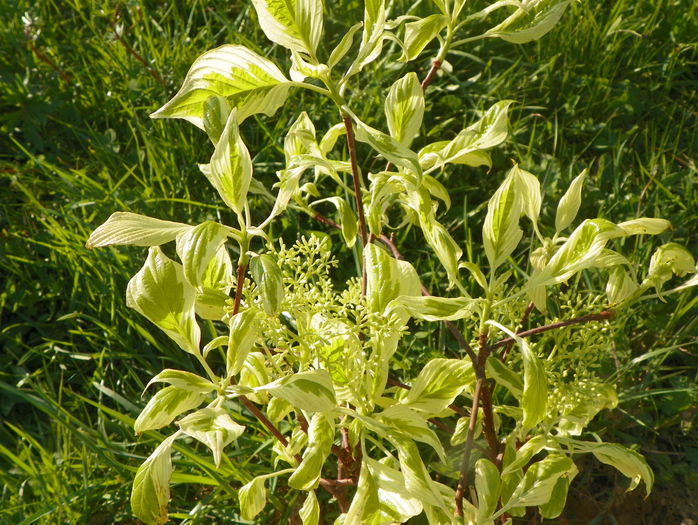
top-left (483, 169), bottom-right (523, 270)
top-left (475, 458), bottom-right (501, 523)
top-left (126, 247), bottom-right (200, 354)
top-left (299, 491), bottom-right (320, 525)
top-left (250, 254), bottom-right (285, 315)
top-left (488, 321), bottom-right (546, 430)
top-left (145, 369), bottom-right (217, 394)
top-left (131, 433), bottom-right (178, 525)
top-left (263, 370), bottom-right (337, 413)
top-left (380, 406), bottom-right (446, 461)
top-left (227, 308), bottom-right (262, 377)
top-left (178, 407), bottom-right (245, 467)
top-left (400, 358), bottom-right (474, 414)
top-left (354, 117), bottom-right (422, 178)
top-left (328, 22), bottom-right (363, 68)
top-left (555, 169), bottom-right (586, 233)
top-left (503, 454), bottom-right (577, 511)
top-left (289, 412), bottom-right (335, 490)
top-left (617, 218), bottom-right (671, 236)
top-left (86, 212), bottom-right (192, 249)
top-left (487, 1), bottom-right (572, 44)
top-left (151, 45), bottom-right (289, 128)
top-left (402, 14), bottom-right (449, 61)
top-left (204, 109), bottom-right (253, 214)
top-left (239, 476), bottom-right (267, 521)
top-left (391, 295), bottom-right (478, 322)
top-left (251, 0), bottom-right (324, 55)
top-left (366, 458), bottom-right (423, 522)
top-left (385, 72), bottom-right (424, 146)
top-left (176, 221), bottom-right (230, 288)
top-left (134, 386), bottom-right (205, 433)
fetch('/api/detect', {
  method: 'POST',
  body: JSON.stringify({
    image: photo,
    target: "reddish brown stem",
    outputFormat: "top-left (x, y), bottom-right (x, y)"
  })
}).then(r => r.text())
top-left (421, 59), bottom-right (443, 91)
top-left (232, 263), bottom-right (247, 316)
top-left (112, 8), bottom-right (166, 87)
top-left (28, 42), bottom-right (72, 83)
top-left (489, 310), bottom-right (615, 351)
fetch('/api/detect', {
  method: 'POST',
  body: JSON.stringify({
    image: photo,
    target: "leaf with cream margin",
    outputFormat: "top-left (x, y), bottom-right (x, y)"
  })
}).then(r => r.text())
top-left (131, 433), bottom-right (178, 524)
top-left (251, 0), bottom-right (324, 56)
top-left (126, 247), bottom-right (200, 354)
top-left (385, 72), bottom-right (425, 147)
top-left (86, 212), bottom-right (193, 249)
top-left (177, 407), bottom-right (245, 467)
top-left (151, 45), bottom-right (289, 128)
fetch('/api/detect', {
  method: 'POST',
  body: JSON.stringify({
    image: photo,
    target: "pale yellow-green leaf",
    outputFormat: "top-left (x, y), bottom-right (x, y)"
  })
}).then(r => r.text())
top-left (617, 218), bottom-right (671, 236)
top-left (126, 247), bottom-right (200, 354)
top-left (475, 458), bottom-right (501, 524)
top-left (487, 1), bottom-right (572, 44)
top-left (177, 407), bottom-right (245, 467)
top-left (299, 491), bottom-right (320, 525)
top-left (134, 386), bottom-right (205, 433)
top-left (328, 22), bottom-right (363, 68)
top-left (402, 14), bottom-right (448, 62)
top-left (176, 221), bottom-right (230, 288)
top-left (385, 72), bottom-right (424, 147)
top-left (400, 358), bottom-right (474, 414)
top-left (239, 476), bottom-right (267, 520)
top-left (151, 45), bottom-right (289, 128)
top-left (205, 109), bottom-right (253, 214)
top-left (86, 212), bottom-right (192, 249)
top-left (227, 308), bottom-right (262, 377)
top-left (250, 254), bottom-right (285, 315)
top-left (251, 0), bottom-right (324, 55)
top-left (131, 433), bottom-right (178, 525)
top-left (555, 169), bottom-right (586, 233)
top-left (288, 412), bottom-right (335, 490)
top-left (483, 170), bottom-right (523, 270)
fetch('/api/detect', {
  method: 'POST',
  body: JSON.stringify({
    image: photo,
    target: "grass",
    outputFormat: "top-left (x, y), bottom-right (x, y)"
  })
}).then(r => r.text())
top-left (1, 0), bottom-right (696, 522)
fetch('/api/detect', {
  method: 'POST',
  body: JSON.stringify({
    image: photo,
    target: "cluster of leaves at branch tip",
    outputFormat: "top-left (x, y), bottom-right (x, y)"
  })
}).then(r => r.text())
top-left (86, 0), bottom-right (697, 523)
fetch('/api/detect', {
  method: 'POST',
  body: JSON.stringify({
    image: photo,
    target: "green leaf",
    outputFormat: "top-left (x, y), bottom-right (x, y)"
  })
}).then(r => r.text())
top-left (365, 244), bottom-right (421, 318)
top-left (380, 406), bottom-right (446, 461)
top-left (227, 308), bottom-right (262, 377)
top-left (344, 460), bottom-right (380, 525)
top-left (328, 22), bottom-right (363, 69)
top-left (353, 117), bottom-right (422, 178)
top-left (203, 109), bottom-right (253, 214)
top-left (312, 197), bottom-right (358, 248)
top-left (400, 358), bottom-right (474, 414)
top-left (645, 242), bottom-right (696, 291)
top-left (487, 0), bottom-right (573, 44)
top-left (284, 111), bottom-right (321, 163)
top-left (606, 267), bottom-right (639, 305)
top-left (538, 470), bottom-right (575, 519)
top-left (570, 441), bottom-right (653, 495)
top-left (617, 217), bottom-right (671, 236)
top-left (502, 454), bottom-right (577, 512)
top-left (402, 14), bottom-right (449, 61)
top-left (530, 219), bottom-right (624, 288)
top-left (475, 458), bottom-right (501, 524)
top-left (486, 357), bottom-right (523, 399)
top-left (385, 72), bottom-right (424, 147)
top-left (413, 187), bottom-right (462, 287)
top-left (195, 244), bottom-right (234, 320)
top-left (555, 169), bottom-right (586, 233)
top-left (238, 476), bottom-right (267, 521)
top-left (512, 164), bottom-right (541, 231)
top-left (391, 295), bottom-right (478, 322)
top-left (177, 407), bottom-right (245, 467)
top-left (264, 370), bottom-right (337, 413)
top-left (250, 254), bottom-right (285, 315)
top-left (299, 491), bottom-right (320, 525)
top-left (488, 321), bottom-right (546, 430)
top-left (195, 288), bottom-right (230, 321)
top-left (418, 100), bottom-right (513, 171)
top-left (126, 247), bottom-right (200, 354)
top-left (289, 412), bottom-right (335, 490)
top-left (422, 174), bottom-right (451, 211)
top-left (501, 435), bottom-right (550, 476)
top-left (203, 95), bottom-right (231, 144)
top-left (134, 386), bottom-right (205, 433)
top-left (131, 433), bottom-right (178, 525)
top-left (389, 435), bottom-right (446, 510)
top-left (366, 457), bottom-right (423, 522)
top-left (86, 212), bottom-right (192, 249)
top-left (145, 369), bottom-right (217, 395)
top-left (251, 0), bottom-right (324, 56)
top-left (176, 221), bottom-right (230, 288)
top-left (483, 169), bottom-right (523, 270)
top-left (151, 45), bottom-right (289, 128)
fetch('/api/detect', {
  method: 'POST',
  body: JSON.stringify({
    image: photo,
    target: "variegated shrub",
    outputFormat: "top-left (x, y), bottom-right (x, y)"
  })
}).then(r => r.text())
top-left (87, 0), bottom-right (697, 523)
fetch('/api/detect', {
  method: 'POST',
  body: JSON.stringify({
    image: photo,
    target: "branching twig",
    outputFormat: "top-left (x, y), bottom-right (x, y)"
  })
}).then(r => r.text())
top-left (489, 310), bottom-right (615, 351)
